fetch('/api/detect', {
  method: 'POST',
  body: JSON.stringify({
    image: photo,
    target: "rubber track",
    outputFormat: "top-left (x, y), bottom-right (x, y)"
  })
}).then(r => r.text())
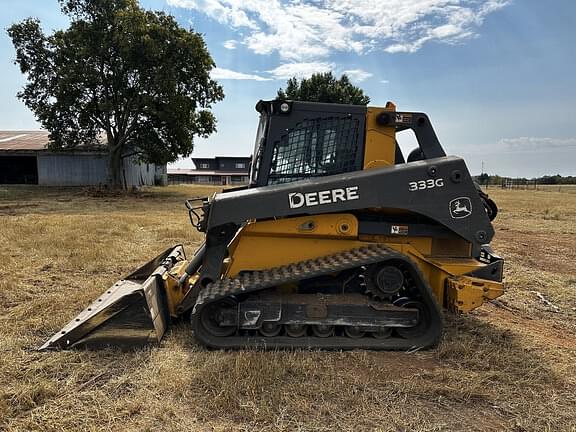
top-left (191, 244), bottom-right (443, 350)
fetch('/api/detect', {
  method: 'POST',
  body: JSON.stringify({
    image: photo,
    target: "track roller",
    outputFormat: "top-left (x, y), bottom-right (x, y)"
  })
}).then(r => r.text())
top-left (312, 324), bottom-right (334, 338)
top-left (344, 326), bottom-right (366, 339)
top-left (259, 322), bottom-right (282, 337)
top-left (372, 328), bottom-right (393, 339)
top-left (286, 324), bottom-right (307, 337)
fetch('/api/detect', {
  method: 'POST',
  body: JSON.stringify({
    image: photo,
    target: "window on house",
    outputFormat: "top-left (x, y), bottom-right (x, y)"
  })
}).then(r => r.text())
top-left (200, 163), bottom-right (210, 169)
top-left (235, 162), bottom-right (246, 169)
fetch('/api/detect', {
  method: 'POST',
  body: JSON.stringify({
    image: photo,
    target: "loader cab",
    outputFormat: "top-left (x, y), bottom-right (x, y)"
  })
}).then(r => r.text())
top-left (249, 100), bottom-right (446, 188)
top-left (250, 100), bottom-right (367, 187)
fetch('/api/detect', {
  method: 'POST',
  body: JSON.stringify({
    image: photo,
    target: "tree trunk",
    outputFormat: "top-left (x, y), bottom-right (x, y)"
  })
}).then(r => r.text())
top-left (108, 146), bottom-right (124, 190)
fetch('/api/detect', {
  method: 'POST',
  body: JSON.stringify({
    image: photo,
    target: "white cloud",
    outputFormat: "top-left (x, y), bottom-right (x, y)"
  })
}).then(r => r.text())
top-left (223, 39), bottom-right (238, 49)
top-left (211, 67), bottom-right (271, 81)
top-left (214, 63), bottom-right (351, 81)
top-left (268, 62), bottom-right (334, 79)
top-left (167, 0), bottom-right (258, 29)
top-left (167, 0), bottom-right (510, 61)
top-left (380, 79), bottom-right (390, 84)
top-left (500, 137), bottom-right (576, 152)
top-left (342, 69), bottom-right (373, 82)
top-left (243, 2), bottom-right (363, 61)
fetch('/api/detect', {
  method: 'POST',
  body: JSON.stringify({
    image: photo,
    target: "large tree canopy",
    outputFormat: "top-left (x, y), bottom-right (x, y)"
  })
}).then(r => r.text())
top-left (8, 0), bottom-right (224, 187)
top-left (277, 72), bottom-right (370, 105)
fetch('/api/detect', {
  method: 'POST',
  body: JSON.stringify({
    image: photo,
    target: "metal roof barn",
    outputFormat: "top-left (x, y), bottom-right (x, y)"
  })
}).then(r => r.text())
top-left (0, 131), bottom-right (166, 187)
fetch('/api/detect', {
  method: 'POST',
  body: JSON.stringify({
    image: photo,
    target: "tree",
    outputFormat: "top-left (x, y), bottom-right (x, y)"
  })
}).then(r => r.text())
top-left (8, 0), bottom-right (224, 188)
top-left (277, 72), bottom-right (370, 105)
top-left (478, 173), bottom-right (490, 185)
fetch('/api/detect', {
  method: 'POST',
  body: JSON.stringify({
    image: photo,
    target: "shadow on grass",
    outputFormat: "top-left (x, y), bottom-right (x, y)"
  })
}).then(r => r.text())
top-left (158, 313), bottom-right (574, 430)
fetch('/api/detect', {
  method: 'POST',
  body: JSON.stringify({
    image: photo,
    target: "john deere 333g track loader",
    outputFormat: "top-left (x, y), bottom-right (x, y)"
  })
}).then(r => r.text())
top-left (41, 100), bottom-right (504, 351)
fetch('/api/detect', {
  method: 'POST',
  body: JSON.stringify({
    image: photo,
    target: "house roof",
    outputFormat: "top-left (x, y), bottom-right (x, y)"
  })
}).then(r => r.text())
top-left (168, 168), bottom-right (249, 176)
top-left (192, 156), bottom-right (252, 162)
top-left (192, 156), bottom-right (251, 161)
top-left (216, 156), bottom-right (251, 160)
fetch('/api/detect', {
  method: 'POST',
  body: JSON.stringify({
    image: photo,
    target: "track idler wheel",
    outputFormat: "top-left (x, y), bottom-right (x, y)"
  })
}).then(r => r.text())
top-left (199, 299), bottom-right (237, 337)
top-left (393, 297), bottom-right (430, 339)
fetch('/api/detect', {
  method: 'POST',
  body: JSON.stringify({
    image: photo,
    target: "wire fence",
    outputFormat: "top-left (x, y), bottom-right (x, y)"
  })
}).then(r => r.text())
top-left (482, 181), bottom-right (576, 193)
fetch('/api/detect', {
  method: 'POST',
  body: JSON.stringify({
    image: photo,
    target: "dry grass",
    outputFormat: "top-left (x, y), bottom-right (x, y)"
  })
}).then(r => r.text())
top-left (1, 185), bottom-right (575, 431)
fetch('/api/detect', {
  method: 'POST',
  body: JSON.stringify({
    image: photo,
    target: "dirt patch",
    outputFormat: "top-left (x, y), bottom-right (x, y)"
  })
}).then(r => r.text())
top-left (495, 229), bottom-right (576, 276)
top-left (0, 203), bottom-right (39, 215)
top-left (477, 303), bottom-right (576, 350)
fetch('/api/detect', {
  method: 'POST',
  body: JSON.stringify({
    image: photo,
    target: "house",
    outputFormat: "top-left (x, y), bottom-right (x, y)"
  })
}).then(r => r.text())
top-left (0, 130), bottom-right (166, 187)
top-left (168, 156), bottom-right (251, 185)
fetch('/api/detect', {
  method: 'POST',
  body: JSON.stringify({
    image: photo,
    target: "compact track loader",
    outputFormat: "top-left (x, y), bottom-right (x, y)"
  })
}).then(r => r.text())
top-left (41, 100), bottom-right (504, 351)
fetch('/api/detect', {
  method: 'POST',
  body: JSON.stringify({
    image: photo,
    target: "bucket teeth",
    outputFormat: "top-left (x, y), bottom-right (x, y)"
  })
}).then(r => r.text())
top-left (40, 245), bottom-right (186, 351)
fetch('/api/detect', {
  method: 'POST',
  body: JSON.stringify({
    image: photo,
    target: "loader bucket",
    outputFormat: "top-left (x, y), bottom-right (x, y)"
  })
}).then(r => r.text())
top-left (40, 245), bottom-right (187, 350)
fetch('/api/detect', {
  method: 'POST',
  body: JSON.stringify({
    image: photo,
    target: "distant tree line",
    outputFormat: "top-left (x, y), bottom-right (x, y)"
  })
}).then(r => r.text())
top-left (476, 173), bottom-right (576, 185)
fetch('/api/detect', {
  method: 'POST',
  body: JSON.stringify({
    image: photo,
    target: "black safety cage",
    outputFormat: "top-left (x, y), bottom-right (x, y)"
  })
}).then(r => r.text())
top-left (249, 100), bottom-right (446, 187)
top-left (251, 100), bottom-right (367, 187)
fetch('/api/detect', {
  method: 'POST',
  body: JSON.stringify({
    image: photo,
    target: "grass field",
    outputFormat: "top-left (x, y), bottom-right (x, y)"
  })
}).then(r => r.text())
top-left (1, 185), bottom-right (575, 431)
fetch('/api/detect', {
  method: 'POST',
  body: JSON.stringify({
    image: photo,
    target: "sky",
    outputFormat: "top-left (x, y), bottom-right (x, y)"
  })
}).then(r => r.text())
top-left (0, 0), bottom-right (575, 177)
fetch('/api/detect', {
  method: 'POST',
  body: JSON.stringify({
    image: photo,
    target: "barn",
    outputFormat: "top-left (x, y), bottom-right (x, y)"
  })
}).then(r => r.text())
top-left (0, 131), bottom-right (166, 187)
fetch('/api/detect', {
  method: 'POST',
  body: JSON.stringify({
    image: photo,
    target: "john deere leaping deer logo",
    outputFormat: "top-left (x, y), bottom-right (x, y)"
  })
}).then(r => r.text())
top-left (449, 197), bottom-right (472, 219)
